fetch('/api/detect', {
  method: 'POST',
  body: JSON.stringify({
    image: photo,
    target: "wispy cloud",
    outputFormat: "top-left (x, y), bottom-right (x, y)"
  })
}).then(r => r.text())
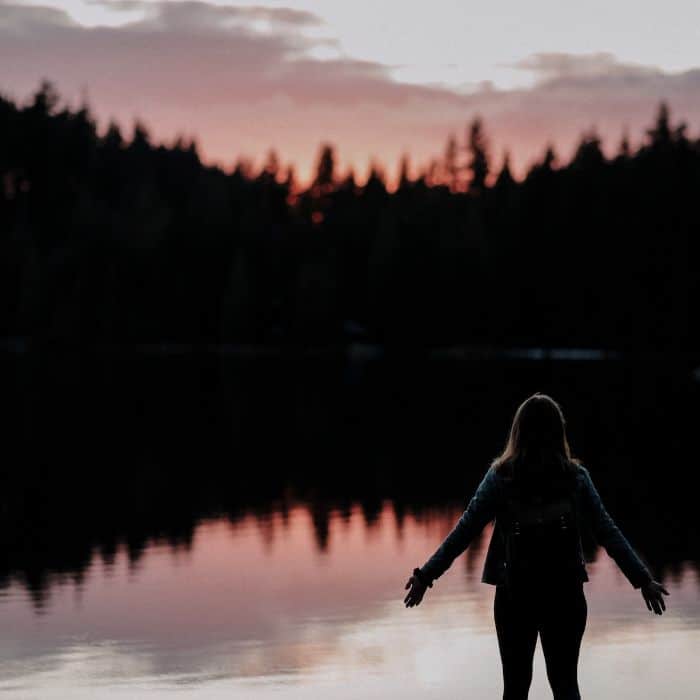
top-left (510, 52), bottom-right (661, 81)
top-left (88, 0), bottom-right (323, 27)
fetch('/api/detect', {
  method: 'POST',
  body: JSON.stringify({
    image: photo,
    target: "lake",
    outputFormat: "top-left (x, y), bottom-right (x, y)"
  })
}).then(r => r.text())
top-left (0, 350), bottom-right (698, 697)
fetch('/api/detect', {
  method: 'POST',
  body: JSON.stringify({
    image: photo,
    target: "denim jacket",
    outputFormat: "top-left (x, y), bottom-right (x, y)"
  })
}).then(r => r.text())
top-left (419, 464), bottom-right (652, 589)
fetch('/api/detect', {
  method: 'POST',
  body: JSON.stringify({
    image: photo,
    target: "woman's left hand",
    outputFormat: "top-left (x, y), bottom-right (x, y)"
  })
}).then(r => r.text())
top-left (641, 580), bottom-right (669, 615)
top-left (404, 574), bottom-right (428, 608)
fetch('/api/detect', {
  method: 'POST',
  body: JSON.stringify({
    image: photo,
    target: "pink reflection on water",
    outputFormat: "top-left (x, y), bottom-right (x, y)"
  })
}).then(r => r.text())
top-left (0, 502), bottom-right (698, 698)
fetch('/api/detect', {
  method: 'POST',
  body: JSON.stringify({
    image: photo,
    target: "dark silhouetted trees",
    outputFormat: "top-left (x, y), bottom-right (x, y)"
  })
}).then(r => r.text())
top-left (0, 85), bottom-right (699, 354)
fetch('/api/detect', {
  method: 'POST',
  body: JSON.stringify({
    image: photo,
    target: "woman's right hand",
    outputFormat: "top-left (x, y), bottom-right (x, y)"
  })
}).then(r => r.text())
top-left (404, 574), bottom-right (428, 608)
top-left (641, 580), bottom-right (669, 615)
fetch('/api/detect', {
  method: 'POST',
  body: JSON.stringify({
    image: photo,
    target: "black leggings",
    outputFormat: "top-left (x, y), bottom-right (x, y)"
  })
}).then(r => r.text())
top-left (494, 582), bottom-right (587, 700)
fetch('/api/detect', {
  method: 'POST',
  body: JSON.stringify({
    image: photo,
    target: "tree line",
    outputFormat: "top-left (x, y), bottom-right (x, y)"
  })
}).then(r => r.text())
top-left (1, 82), bottom-right (698, 352)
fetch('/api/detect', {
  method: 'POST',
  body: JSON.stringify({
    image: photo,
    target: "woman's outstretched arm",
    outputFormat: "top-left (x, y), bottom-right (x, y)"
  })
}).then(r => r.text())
top-left (579, 466), bottom-right (669, 614)
top-left (404, 468), bottom-right (501, 607)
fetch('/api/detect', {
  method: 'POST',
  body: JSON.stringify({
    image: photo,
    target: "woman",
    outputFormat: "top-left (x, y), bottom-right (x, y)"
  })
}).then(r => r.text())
top-left (403, 393), bottom-right (668, 700)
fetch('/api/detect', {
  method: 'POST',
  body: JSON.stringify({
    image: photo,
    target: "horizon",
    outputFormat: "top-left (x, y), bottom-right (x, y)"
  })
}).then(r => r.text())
top-left (4, 79), bottom-right (687, 191)
top-left (3, 1), bottom-right (700, 182)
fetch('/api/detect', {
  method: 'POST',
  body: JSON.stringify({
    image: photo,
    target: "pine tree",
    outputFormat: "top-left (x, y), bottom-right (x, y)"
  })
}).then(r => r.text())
top-left (263, 149), bottom-right (280, 180)
top-left (313, 143), bottom-right (335, 195)
top-left (466, 118), bottom-right (489, 194)
top-left (443, 133), bottom-right (460, 191)
top-left (397, 154), bottom-right (411, 190)
top-left (647, 102), bottom-right (671, 146)
top-left (495, 152), bottom-right (515, 190)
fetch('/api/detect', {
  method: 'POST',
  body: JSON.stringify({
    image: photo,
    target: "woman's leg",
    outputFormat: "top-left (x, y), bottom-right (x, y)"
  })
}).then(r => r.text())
top-left (539, 583), bottom-right (587, 700)
top-left (494, 585), bottom-right (539, 700)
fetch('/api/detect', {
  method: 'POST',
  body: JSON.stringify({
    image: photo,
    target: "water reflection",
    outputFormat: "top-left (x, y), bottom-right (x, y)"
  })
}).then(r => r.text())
top-left (2, 350), bottom-right (699, 605)
top-left (0, 503), bottom-right (698, 698)
top-left (1, 350), bottom-right (699, 696)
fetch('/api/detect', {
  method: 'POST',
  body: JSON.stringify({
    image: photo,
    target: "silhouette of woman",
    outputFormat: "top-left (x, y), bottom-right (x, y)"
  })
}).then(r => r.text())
top-left (403, 393), bottom-right (668, 700)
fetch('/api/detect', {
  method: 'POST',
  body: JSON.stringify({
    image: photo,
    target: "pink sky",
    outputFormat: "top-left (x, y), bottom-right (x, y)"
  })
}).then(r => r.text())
top-left (2, 1), bottom-right (700, 182)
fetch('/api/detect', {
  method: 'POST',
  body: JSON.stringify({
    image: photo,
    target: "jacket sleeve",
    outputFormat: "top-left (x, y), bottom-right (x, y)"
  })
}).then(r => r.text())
top-left (578, 466), bottom-right (652, 589)
top-left (419, 468), bottom-right (501, 585)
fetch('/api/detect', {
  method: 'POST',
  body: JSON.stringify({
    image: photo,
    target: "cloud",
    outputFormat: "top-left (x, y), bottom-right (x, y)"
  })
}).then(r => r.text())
top-left (87, 0), bottom-right (145, 11)
top-left (511, 52), bottom-right (661, 81)
top-left (89, 0), bottom-right (323, 27)
top-left (1, 1), bottom-right (700, 180)
top-left (0, 1), bottom-right (79, 31)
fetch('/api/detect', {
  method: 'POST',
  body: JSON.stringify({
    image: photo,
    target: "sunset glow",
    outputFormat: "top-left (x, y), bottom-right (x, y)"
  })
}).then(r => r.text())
top-left (3, 0), bottom-right (700, 182)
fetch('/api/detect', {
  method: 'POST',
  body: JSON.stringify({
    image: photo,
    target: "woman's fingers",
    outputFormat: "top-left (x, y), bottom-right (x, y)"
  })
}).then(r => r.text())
top-left (404, 590), bottom-right (423, 607)
top-left (645, 593), bottom-right (662, 615)
top-left (403, 574), bottom-right (428, 608)
top-left (643, 582), bottom-right (669, 614)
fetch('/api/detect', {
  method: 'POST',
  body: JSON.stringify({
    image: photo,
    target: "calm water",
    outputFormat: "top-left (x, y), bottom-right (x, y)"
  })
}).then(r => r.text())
top-left (0, 351), bottom-right (699, 697)
top-left (1, 503), bottom-right (699, 698)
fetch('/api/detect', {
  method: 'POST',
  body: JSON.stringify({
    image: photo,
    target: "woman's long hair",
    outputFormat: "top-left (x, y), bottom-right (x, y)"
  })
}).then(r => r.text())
top-left (492, 393), bottom-right (579, 493)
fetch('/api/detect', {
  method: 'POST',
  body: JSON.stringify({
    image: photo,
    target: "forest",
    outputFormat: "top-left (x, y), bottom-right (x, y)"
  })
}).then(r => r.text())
top-left (1, 82), bottom-right (698, 352)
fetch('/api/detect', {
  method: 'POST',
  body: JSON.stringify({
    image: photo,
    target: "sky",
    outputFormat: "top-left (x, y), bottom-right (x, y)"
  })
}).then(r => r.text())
top-left (2, 0), bottom-right (700, 181)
